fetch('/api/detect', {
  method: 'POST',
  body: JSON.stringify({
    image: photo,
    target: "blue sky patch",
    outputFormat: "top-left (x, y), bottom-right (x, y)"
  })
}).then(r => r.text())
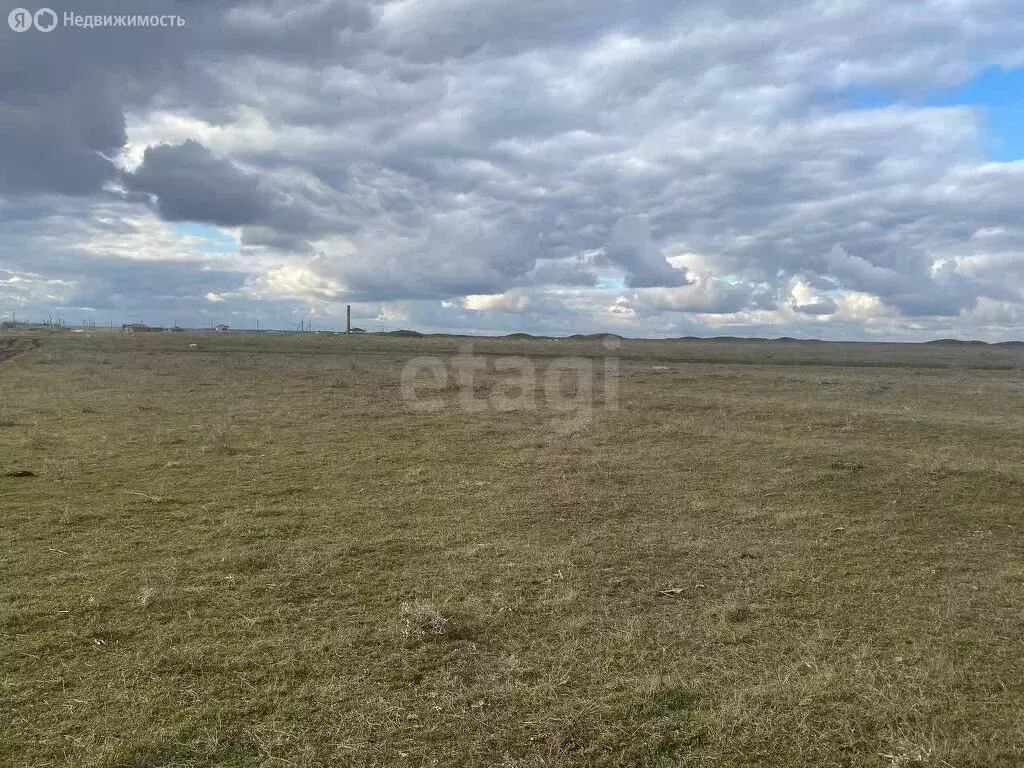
top-left (596, 276), bottom-right (627, 291)
top-left (920, 66), bottom-right (1024, 162)
top-left (835, 66), bottom-right (1024, 162)
top-left (172, 222), bottom-right (239, 254)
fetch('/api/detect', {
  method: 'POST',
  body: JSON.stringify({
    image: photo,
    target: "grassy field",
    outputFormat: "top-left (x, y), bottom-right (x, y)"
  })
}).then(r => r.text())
top-left (2, 331), bottom-right (1023, 767)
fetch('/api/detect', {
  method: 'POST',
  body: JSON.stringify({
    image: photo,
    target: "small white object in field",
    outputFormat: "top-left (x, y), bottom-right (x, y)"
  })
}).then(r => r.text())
top-left (189, 343), bottom-right (198, 349)
top-left (652, 365), bottom-right (670, 372)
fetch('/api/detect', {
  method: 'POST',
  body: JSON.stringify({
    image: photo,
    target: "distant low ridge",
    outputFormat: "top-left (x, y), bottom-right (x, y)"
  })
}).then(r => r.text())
top-left (924, 338), bottom-right (990, 346)
top-left (565, 332), bottom-right (623, 341)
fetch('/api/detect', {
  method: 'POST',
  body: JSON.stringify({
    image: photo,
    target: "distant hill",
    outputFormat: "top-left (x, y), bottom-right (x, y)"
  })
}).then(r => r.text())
top-left (358, 329), bottom-right (1024, 346)
top-left (701, 335), bottom-right (770, 342)
top-left (566, 333), bottom-right (623, 341)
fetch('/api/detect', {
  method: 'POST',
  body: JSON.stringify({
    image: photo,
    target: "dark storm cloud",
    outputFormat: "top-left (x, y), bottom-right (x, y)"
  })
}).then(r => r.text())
top-left (0, 82), bottom-right (125, 195)
top-left (0, 0), bottom-right (374, 196)
top-left (0, 0), bottom-right (209, 195)
top-left (126, 140), bottom-right (275, 227)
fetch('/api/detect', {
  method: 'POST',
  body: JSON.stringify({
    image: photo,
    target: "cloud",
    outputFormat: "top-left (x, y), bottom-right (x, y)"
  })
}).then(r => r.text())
top-left (605, 216), bottom-right (691, 288)
top-left (2, 0), bottom-right (1024, 339)
top-left (126, 140), bottom-right (277, 227)
top-left (789, 280), bottom-right (837, 316)
top-left (528, 258), bottom-right (599, 287)
top-left (635, 276), bottom-right (759, 315)
top-left (0, 81), bottom-right (126, 196)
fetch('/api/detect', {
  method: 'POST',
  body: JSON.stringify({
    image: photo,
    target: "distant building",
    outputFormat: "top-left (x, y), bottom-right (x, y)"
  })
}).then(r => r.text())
top-left (350, 327), bottom-right (367, 334)
top-left (213, 324), bottom-right (230, 332)
top-left (122, 323), bottom-right (149, 333)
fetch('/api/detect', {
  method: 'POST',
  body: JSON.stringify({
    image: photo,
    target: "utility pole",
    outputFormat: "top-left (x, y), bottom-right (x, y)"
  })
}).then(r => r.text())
top-left (346, 304), bottom-right (351, 334)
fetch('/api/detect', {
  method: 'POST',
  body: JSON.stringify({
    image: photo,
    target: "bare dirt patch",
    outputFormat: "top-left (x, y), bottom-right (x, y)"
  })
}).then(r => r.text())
top-left (0, 337), bottom-right (40, 365)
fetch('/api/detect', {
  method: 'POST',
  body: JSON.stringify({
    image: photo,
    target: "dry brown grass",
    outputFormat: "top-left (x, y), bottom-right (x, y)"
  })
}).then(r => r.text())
top-left (1, 330), bottom-right (1023, 766)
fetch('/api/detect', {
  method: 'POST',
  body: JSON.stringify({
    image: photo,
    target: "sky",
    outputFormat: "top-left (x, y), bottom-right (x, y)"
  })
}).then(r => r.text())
top-left (1, 0), bottom-right (1023, 339)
